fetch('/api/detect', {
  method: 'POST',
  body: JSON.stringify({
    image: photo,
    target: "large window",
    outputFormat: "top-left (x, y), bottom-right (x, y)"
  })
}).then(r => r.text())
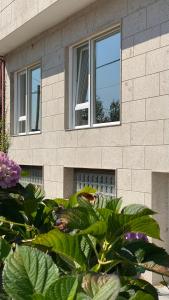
top-left (69, 28), bottom-right (121, 129)
top-left (14, 64), bottom-right (41, 135)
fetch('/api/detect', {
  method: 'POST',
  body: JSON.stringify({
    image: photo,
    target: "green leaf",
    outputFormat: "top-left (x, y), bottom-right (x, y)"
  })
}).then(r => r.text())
top-left (108, 214), bottom-right (160, 240)
top-left (69, 187), bottom-right (96, 208)
top-left (93, 275), bottom-right (120, 300)
top-left (129, 279), bottom-right (158, 300)
top-left (76, 293), bottom-right (91, 300)
top-left (45, 276), bottom-right (78, 300)
top-left (127, 216), bottom-right (160, 239)
top-left (79, 221), bottom-right (107, 238)
top-left (122, 204), bottom-right (156, 216)
top-left (60, 207), bottom-right (97, 230)
top-left (0, 238), bottom-right (11, 262)
top-left (32, 295), bottom-right (45, 300)
top-left (130, 290), bottom-right (154, 300)
top-left (105, 198), bottom-right (122, 213)
top-left (3, 245), bottom-right (59, 300)
top-left (97, 208), bottom-right (113, 221)
top-left (33, 228), bottom-right (86, 268)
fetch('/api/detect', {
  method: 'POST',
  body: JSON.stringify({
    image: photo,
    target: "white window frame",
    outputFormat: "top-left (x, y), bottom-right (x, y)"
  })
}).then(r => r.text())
top-left (14, 63), bottom-right (41, 136)
top-left (69, 26), bottom-right (121, 129)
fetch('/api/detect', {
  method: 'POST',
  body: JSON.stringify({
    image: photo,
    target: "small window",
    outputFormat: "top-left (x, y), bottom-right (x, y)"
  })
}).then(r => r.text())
top-left (69, 28), bottom-right (121, 128)
top-left (74, 169), bottom-right (116, 196)
top-left (20, 165), bottom-right (43, 187)
top-left (14, 64), bottom-right (41, 135)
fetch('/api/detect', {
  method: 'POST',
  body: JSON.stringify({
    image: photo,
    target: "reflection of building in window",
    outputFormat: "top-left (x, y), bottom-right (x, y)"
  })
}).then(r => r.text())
top-left (69, 28), bottom-right (121, 129)
top-left (74, 169), bottom-right (116, 196)
top-left (20, 165), bottom-right (43, 187)
top-left (14, 64), bottom-right (41, 135)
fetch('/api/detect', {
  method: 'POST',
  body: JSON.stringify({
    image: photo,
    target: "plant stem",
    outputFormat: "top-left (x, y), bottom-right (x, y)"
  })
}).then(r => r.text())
top-left (0, 217), bottom-right (33, 231)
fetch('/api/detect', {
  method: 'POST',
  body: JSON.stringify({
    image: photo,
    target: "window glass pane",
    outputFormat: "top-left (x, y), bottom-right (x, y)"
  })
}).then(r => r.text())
top-left (96, 32), bottom-right (120, 67)
top-left (76, 44), bottom-right (89, 104)
top-left (18, 73), bottom-right (26, 118)
top-left (94, 32), bottom-right (120, 124)
top-left (75, 109), bottom-right (88, 126)
top-left (29, 67), bottom-right (41, 132)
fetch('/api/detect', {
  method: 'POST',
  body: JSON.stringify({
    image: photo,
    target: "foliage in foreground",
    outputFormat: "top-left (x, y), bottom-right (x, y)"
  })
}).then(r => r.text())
top-left (0, 183), bottom-right (169, 300)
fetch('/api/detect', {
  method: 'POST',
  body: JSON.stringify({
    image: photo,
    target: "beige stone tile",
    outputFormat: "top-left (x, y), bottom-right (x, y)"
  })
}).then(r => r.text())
top-left (123, 8), bottom-right (146, 38)
top-left (122, 80), bottom-right (133, 102)
top-left (164, 119), bottom-right (169, 144)
top-left (44, 165), bottom-right (63, 182)
top-left (122, 99), bottom-right (145, 123)
top-left (77, 124), bottom-right (130, 147)
top-left (146, 45), bottom-right (169, 74)
top-left (117, 168), bottom-right (132, 190)
top-left (132, 169), bottom-right (152, 193)
top-left (122, 54), bottom-right (146, 81)
top-left (101, 147), bottom-right (123, 169)
top-left (147, 0), bottom-right (169, 28)
top-left (145, 145), bottom-right (169, 171)
top-left (160, 70), bottom-right (169, 95)
top-left (131, 120), bottom-right (164, 145)
top-left (146, 95), bottom-right (169, 120)
top-left (117, 189), bottom-right (145, 206)
top-left (123, 146), bottom-right (144, 169)
top-left (133, 74), bottom-right (159, 100)
top-left (122, 36), bottom-right (134, 60)
top-left (134, 25), bottom-right (160, 56)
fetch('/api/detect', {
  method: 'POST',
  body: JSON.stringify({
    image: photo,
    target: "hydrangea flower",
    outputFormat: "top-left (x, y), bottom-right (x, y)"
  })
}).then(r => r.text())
top-left (0, 152), bottom-right (21, 188)
top-left (124, 232), bottom-right (148, 242)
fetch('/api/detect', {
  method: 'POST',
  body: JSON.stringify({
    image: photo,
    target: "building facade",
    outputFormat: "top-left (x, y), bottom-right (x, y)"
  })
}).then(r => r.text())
top-left (0, 0), bottom-right (169, 281)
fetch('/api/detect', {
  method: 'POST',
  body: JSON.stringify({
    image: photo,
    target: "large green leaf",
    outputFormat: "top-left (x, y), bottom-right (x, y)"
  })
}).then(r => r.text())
top-left (0, 238), bottom-right (11, 262)
top-left (79, 221), bottom-right (107, 238)
top-left (3, 245), bottom-right (59, 300)
top-left (45, 276), bottom-right (78, 300)
top-left (93, 275), bottom-right (120, 300)
top-left (107, 214), bottom-right (160, 240)
top-left (126, 216), bottom-right (160, 239)
top-left (33, 228), bottom-right (86, 268)
top-left (59, 207), bottom-right (97, 231)
top-left (122, 204), bottom-right (156, 216)
top-left (130, 290), bottom-right (154, 300)
top-left (79, 275), bottom-right (120, 300)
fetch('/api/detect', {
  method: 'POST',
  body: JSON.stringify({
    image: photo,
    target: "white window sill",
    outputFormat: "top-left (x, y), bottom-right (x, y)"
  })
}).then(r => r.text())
top-left (12, 131), bottom-right (41, 137)
top-left (66, 121), bottom-right (121, 131)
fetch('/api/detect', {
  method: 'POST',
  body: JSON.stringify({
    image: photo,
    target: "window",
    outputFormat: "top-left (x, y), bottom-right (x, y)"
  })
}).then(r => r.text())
top-left (74, 169), bottom-right (116, 196)
top-left (69, 28), bottom-right (121, 128)
top-left (20, 165), bottom-right (43, 187)
top-left (14, 64), bottom-right (41, 135)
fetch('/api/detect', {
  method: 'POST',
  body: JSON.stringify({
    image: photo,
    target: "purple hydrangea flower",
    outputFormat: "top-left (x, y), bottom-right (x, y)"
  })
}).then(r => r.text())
top-left (124, 232), bottom-right (148, 242)
top-left (0, 152), bottom-right (21, 188)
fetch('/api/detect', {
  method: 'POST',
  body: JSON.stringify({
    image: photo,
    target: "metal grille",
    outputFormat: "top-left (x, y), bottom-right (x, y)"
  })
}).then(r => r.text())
top-left (74, 169), bottom-right (116, 196)
top-left (20, 165), bottom-right (43, 187)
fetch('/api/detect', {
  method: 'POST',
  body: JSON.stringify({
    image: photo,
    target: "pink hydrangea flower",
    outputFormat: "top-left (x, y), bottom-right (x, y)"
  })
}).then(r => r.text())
top-left (0, 152), bottom-right (21, 188)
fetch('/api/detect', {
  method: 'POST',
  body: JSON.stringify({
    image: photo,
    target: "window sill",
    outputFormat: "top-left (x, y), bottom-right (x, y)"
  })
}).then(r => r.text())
top-left (66, 121), bottom-right (121, 131)
top-left (11, 131), bottom-right (41, 137)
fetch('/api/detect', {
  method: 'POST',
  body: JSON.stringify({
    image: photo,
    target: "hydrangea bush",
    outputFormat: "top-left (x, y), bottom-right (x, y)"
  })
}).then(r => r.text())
top-left (0, 152), bottom-right (21, 188)
top-left (0, 155), bottom-right (169, 299)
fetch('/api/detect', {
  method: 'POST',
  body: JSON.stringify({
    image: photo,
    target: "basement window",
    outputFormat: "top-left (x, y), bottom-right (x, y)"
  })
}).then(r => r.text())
top-left (14, 64), bottom-right (41, 135)
top-left (74, 169), bottom-right (116, 196)
top-left (20, 165), bottom-right (43, 187)
top-left (69, 27), bottom-right (121, 129)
